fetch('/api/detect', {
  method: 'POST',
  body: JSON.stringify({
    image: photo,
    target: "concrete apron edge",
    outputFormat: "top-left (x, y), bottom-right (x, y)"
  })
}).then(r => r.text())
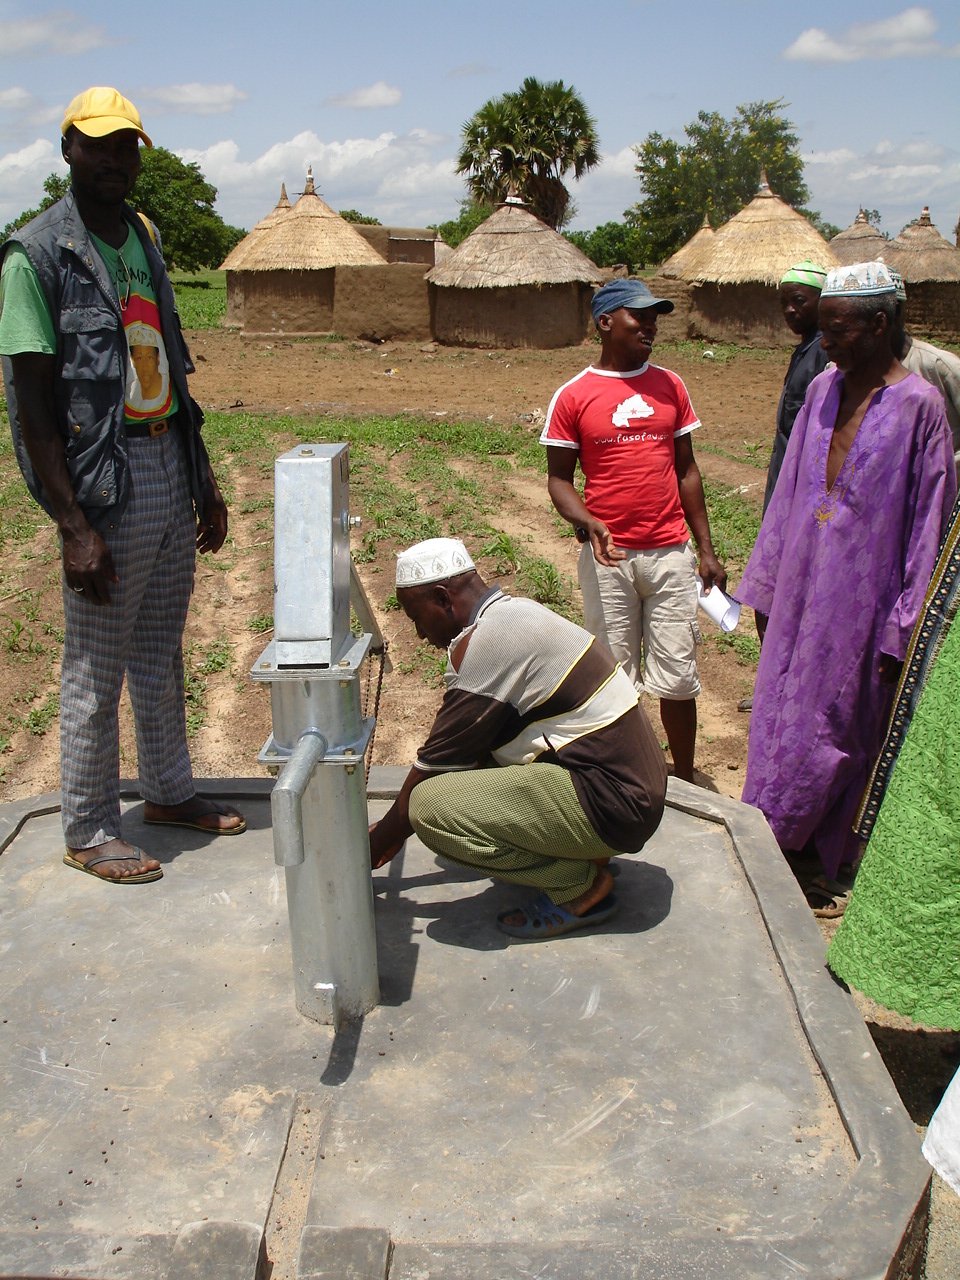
top-left (665, 777), bottom-right (931, 1275)
top-left (0, 773), bottom-right (930, 1278)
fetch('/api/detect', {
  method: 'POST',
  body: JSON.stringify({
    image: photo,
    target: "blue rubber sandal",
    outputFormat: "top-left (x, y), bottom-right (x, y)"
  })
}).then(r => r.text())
top-left (496, 890), bottom-right (619, 940)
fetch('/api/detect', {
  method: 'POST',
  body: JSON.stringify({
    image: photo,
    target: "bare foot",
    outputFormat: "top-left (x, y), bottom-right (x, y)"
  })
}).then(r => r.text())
top-left (142, 796), bottom-right (246, 834)
top-left (65, 838), bottom-right (161, 881)
top-left (499, 867), bottom-right (614, 929)
top-left (558, 867), bottom-right (615, 917)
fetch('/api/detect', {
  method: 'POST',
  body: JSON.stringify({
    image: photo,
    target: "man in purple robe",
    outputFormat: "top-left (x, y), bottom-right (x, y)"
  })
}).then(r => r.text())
top-left (736, 260), bottom-right (956, 895)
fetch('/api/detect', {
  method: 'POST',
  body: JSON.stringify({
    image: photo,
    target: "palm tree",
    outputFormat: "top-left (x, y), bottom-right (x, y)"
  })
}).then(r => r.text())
top-left (457, 78), bottom-right (600, 230)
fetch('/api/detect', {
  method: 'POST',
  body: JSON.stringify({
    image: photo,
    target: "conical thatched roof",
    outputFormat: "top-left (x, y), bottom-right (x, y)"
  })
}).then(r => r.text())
top-left (219, 184), bottom-right (293, 270)
top-left (829, 210), bottom-right (890, 266)
top-left (885, 207), bottom-right (960, 283)
top-left (691, 176), bottom-right (839, 286)
top-left (426, 196), bottom-right (601, 289)
top-left (220, 171), bottom-right (384, 271)
top-left (660, 214), bottom-right (715, 280)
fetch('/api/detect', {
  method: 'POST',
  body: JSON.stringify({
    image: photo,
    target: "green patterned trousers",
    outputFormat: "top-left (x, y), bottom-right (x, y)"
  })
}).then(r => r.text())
top-left (408, 762), bottom-right (619, 904)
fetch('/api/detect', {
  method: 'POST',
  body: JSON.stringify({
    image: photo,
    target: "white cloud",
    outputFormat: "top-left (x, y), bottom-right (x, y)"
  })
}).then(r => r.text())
top-left (0, 10), bottom-right (116, 57)
top-left (0, 138), bottom-right (67, 224)
top-left (324, 81), bottom-right (402, 110)
top-left (179, 128), bottom-right (462, 228)
top-left (784, 7), bottom-right (960, 62)
top-left (137, 83), bottom-right (248, 116)
top-left (0, 88), bottom-right (35, 112)
top-left (802, 137), bottom-right (959, 235)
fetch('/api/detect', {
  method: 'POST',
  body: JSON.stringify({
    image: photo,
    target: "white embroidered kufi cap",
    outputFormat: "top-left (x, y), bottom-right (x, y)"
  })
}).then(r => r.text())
top-left (821, 260), bottom-right (897, 298)
top-left (396, 538), bottom-right (476, 587)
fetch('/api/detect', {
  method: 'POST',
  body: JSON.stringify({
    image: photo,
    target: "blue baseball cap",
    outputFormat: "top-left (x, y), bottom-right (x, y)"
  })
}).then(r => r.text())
top-left (590, 278), bottom-right (674, 322)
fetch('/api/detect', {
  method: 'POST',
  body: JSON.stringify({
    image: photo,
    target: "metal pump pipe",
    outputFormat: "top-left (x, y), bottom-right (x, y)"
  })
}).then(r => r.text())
top-left (251, 443), bottom-right (381, 1030)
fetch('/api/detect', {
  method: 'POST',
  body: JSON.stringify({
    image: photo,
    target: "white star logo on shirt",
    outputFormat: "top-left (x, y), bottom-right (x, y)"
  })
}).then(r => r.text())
top-left (612, 393), bottom-right (654, 428)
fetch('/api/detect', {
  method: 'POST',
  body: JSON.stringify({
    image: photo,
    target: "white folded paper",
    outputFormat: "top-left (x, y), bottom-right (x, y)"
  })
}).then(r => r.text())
top-left (696, 579), bottom-right (741, 632)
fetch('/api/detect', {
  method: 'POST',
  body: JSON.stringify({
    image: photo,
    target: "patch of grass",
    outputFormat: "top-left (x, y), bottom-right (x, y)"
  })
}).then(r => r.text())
top-left (383, 591), bottom-right (401, 611)
top-left (701, 479), bottom-right (762, 569)
top-left (170, 269), bottom-right (226, 330)
top-left (516, 556), bottom-right (579, 621)
top-left (716, 631), bottom-right (760, 665)
top-left (249, 612), bottom-right (274, 634)
top-left (3, 619), bottom-right (44, 659)
top-left (239, 496), bottom-right (273, 514)
top-left (42, 621), bottom-right (65, 644)
top-left (397, 643), bottom-right (448, 687)
top-left (25, 691), bottom-right (59, 736)
top-left (480, 532), bottom-right (522, 576)
top-left (197, 635), bottom-right (232, 675)
top-left (183, 666), bottom-right (206, 735)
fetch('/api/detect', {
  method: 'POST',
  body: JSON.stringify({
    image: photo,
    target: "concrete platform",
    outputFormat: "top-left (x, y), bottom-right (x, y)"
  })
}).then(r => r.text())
top-left (0, 773), bottom-right (929, 1279)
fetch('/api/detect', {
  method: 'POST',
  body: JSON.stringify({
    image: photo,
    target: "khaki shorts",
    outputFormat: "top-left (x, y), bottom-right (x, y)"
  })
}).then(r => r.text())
top-left (578, 541), bottom-right (701, 700)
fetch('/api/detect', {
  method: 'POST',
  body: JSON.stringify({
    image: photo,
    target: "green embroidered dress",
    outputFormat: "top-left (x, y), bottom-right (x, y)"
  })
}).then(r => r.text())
top-left (827, 505), bottom-right (960, 1028)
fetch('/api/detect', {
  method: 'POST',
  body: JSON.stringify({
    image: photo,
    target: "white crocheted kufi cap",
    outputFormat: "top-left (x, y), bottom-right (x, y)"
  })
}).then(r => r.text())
top-left (396, 538), bottom-right (476, 588)
top-left (821, 260), bottom-right (897, 299)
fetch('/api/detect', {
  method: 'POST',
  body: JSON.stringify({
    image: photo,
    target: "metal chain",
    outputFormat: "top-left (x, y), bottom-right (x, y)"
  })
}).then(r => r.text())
top-left (362, 642), bottom-right (388, 784)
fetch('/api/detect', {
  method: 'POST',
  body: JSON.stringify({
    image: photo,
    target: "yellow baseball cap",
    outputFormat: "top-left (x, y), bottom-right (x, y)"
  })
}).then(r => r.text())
top-left (61, 87), bottom-right (152, 148)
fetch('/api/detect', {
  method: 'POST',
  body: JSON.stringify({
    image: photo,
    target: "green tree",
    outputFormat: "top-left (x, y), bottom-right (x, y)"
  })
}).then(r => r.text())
top-left (339, 209), bottom-right (381, 225)
top-left (131, 147), bottom-right (244, 271)
top-left (564, 221), bottom-right (646, 272)
top-left (430, 199), bottom-right (495, 248)
top-left (629, 99), bottom-right (813, 263)
top-left (457, 77), bottom-right (600, 229)
top-left (2, 172), bottom-right (70, 241)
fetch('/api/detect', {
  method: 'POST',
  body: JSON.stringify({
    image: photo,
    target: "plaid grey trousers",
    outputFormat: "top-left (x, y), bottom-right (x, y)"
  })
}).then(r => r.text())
top-left (60, 432), bottom-right (197, 848)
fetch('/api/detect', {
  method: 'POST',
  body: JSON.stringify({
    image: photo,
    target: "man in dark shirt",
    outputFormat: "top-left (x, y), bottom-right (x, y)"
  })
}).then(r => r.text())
top-left (762, 260), bottom-right (830, 512)
top-left (368, 538), bottom-right (667, 940)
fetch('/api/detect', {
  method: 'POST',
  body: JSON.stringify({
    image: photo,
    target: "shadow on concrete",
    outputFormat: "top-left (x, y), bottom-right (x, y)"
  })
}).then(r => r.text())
top-left (320, 1016), bottom-right (366, 1087)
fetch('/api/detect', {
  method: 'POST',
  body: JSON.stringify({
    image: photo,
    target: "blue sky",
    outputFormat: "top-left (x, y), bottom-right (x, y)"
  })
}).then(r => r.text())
top-left (1, 1), bottom-right (958, 243)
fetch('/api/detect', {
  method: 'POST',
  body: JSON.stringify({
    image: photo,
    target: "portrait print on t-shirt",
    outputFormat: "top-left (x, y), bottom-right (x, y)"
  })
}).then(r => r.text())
top-left (124, 303), bottom-right (173, 419)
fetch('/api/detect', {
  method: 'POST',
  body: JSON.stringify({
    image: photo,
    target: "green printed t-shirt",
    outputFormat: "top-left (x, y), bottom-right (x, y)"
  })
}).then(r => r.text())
top-left (0, 223), bottom-right (178, 424)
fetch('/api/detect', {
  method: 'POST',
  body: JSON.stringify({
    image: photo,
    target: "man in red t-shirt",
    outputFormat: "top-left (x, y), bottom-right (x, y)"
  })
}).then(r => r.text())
top-left (542, 278), bottom-right (725, 782)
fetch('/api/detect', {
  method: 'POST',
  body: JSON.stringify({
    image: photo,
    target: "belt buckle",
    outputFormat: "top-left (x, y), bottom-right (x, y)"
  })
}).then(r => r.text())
top-left (148, 420), bottom-right (168, 438)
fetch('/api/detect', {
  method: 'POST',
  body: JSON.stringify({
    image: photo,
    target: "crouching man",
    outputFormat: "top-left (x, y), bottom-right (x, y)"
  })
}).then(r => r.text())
top-left (368, 538), bottom-right (667, 940)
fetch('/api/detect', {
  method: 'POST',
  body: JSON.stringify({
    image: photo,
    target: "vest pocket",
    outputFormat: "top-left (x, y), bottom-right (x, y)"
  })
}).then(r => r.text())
top-left (59, 305), bottom-right (123, 381)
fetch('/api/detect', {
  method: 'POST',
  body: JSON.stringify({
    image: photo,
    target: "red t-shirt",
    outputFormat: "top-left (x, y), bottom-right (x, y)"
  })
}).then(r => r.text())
top-left (541, 363), bottom-right (699, 549)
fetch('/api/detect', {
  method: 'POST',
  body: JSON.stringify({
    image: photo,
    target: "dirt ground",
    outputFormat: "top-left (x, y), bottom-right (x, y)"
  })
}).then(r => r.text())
top-left (1, 329), bottom-right (958, 1272)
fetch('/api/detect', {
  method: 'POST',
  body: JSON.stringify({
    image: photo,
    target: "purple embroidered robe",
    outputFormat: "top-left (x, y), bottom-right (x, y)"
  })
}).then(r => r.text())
top-left (736, 368), bottom-right (956, 876)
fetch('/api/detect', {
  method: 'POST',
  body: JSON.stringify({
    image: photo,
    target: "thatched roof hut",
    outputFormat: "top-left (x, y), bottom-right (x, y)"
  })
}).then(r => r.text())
top-left (829, 210), bottom-right (890, 266)
top-left (687, 175), bottom-right (839, 345)
top-left (221, 170), bottom-right (385, 333)
top-left (660, 214), bottom-right (715, 281)
top-left (426, 194), bottom-right (601, 348)
top-left (884, 207), bottom-right (960, 343)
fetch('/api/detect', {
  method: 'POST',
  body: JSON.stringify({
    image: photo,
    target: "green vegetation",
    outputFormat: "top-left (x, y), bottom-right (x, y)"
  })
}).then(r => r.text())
top-left (248, 612), bottom-right (274, 634)
top-left (25, 692), bottom-right (59, 736)
top-left (716, 631), bottom-right (761, 665)
top-left (170, 269), bottom-right (227, 329)
top-left (197, 634), bottom-right (232, 675)
top-left (701, 479), bottom-right (762, 569)
top-left (431, 200), bottom-right (495, 249)
top-left (629, 99), bottom-right (829, 263)
top-left (339, 209), bottom-right (381, 225)
top-left (457, 77), bottom-right (599, 229)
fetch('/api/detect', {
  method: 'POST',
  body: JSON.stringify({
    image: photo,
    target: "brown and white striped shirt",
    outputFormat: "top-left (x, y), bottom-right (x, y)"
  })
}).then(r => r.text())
top-left (416, 589), bottom-right (666, 852)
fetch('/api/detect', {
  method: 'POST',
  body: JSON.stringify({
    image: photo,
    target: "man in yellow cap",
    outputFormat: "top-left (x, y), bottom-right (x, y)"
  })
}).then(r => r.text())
top-left (0, 87), bottom-right (244, 884)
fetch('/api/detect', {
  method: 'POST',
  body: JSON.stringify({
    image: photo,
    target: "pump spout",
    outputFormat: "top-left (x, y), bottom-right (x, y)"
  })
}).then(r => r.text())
top-left (271, 729), bottom-right (327, 866)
